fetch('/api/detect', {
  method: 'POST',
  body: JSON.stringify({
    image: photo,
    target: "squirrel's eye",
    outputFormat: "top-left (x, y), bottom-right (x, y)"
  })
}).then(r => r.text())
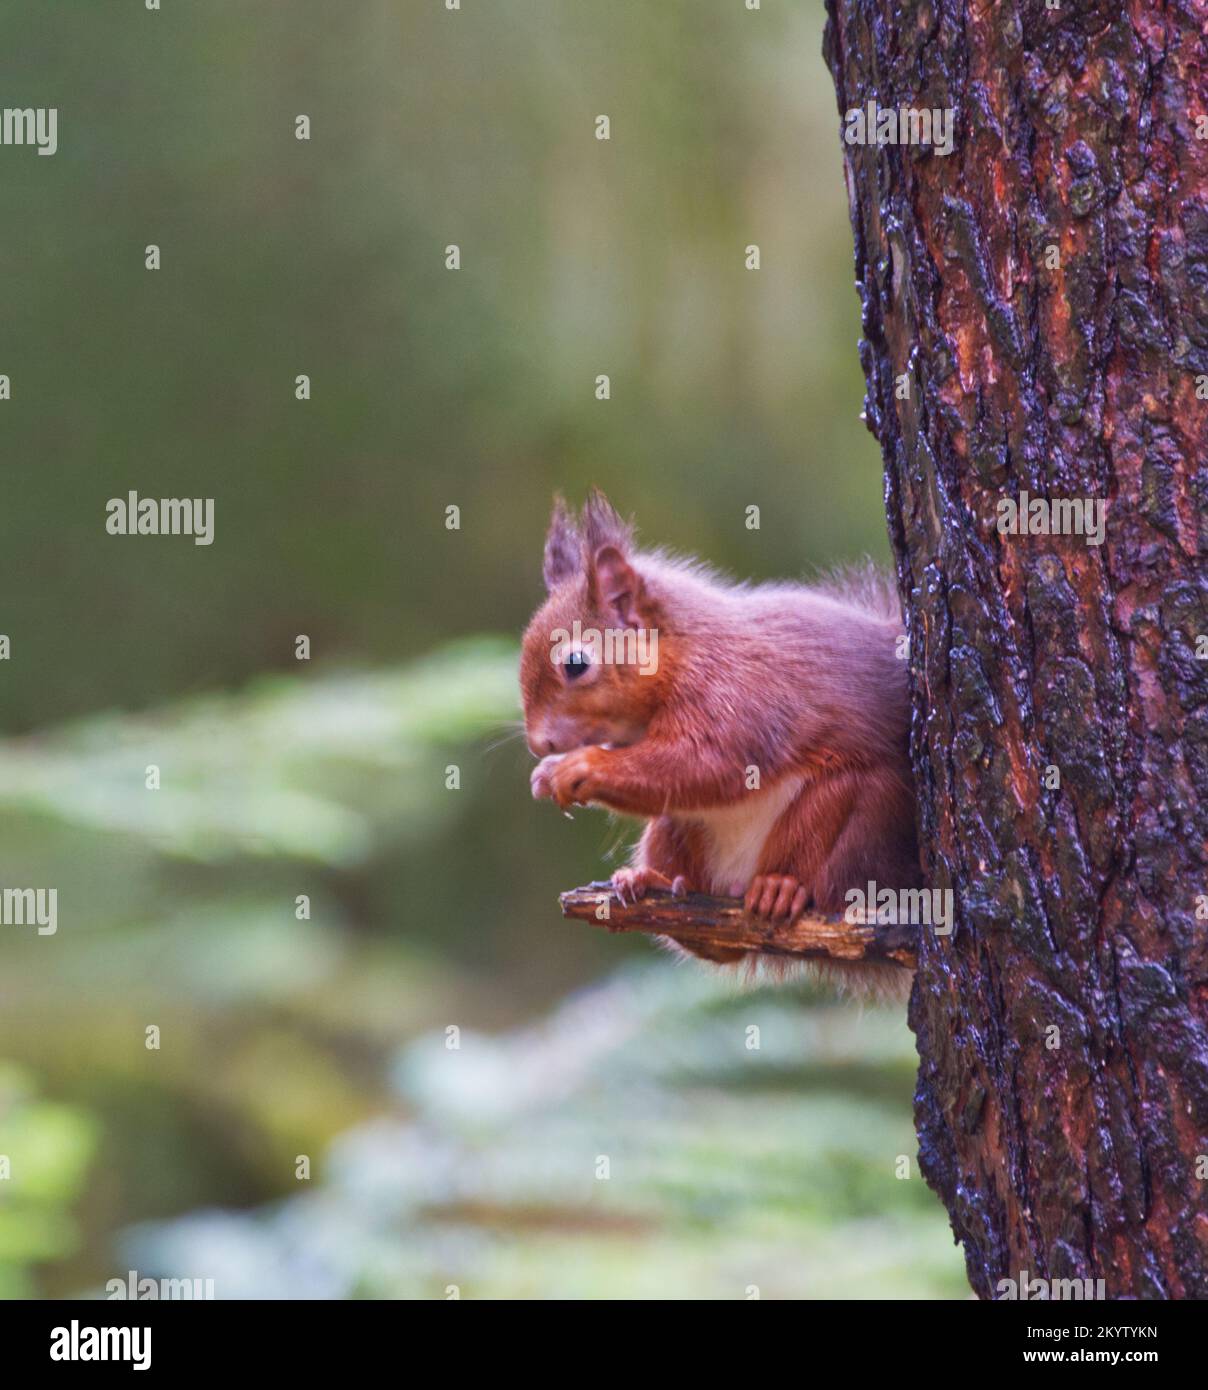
top-left (563, 651), bottom-right (591, 681)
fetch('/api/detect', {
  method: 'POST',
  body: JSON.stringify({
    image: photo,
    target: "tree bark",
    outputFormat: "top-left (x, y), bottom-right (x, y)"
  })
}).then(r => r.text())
top-left (823, 0), bottom-right (1208, 1297)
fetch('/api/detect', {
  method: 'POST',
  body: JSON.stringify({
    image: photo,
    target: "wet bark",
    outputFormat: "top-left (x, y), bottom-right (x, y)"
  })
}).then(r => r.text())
top-left (823, 0), bottom-right (1208, 1297)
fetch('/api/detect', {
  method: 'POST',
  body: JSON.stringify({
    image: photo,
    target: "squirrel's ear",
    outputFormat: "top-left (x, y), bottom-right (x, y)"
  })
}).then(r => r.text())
top-left (592, 544), bottom-right (647, 628)
top-left (543, 495), bottom-right (581, 591)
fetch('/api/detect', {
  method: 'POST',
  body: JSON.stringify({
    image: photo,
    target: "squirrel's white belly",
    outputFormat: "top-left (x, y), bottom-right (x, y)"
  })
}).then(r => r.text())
top-left (685, 776), bottom-right (803, 896)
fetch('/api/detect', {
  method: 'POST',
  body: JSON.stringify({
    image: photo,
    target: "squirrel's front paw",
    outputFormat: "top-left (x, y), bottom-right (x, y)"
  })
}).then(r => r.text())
top-left (547, 747), bottom-right (603, 808)
top-left (744, 874), bottom-right (809, 922)
top-left (530, 754), bottom-right (564, 801)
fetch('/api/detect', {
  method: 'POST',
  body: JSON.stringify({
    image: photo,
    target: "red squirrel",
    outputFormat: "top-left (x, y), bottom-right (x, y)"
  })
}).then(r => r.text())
top-left (521, 491), bottom-right (922, 992)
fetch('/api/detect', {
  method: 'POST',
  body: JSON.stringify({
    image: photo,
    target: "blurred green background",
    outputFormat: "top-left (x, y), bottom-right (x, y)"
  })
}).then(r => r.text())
top-left (0, 1), bottom-right (963, 1298)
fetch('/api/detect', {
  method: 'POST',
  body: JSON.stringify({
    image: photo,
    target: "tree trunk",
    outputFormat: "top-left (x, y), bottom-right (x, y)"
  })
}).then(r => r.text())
top-left (822, 0), bottom-right (1208, 1298)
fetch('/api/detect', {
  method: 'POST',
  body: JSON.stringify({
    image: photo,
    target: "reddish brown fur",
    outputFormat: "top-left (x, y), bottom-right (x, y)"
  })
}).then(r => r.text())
top-left (521, 492), bottom-right (922, 993)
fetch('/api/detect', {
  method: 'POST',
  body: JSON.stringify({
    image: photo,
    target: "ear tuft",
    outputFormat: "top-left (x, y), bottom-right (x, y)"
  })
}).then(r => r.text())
top-left (581, 488), bottom-right (634, 557)
top-left (542, 494), bottom-right (582, 590)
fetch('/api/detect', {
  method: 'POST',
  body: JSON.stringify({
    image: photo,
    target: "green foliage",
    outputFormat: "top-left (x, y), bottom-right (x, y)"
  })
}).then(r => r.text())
top-left (0, 640), bottom-right (522, 1294)
top-left (131, 967), bottom-right (965, 1300)
top-left (0, 1065), bottom-right (97, 1298)
top-left (0, 637), bottom-right (518, 865)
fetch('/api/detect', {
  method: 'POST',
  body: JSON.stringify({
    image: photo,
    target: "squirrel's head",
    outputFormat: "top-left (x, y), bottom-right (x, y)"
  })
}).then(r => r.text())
top-left (521, 491), bottom-right (669, 757)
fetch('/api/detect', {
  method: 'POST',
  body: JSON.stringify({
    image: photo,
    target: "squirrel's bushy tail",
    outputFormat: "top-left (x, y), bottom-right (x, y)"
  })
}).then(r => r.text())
top-left (813, 559), bottom-right (904, 625)
top-left (659, 936), bottom-right (914, 1002)
top-left (743, 953), bottom-right (914, 1003)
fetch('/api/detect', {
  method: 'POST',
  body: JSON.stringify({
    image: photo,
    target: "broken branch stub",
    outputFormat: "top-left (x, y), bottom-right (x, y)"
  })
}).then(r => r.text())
top-left (558, 882), bottom-right (918, 969)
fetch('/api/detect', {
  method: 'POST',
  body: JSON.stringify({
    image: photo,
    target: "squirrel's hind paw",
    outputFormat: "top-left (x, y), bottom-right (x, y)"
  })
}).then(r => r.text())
top-left (612, 867), bottom-right (693, 906)
top-left (612, 865), bottom-right (673, 906)
top-left (743, 874), bottom-right (809, 922)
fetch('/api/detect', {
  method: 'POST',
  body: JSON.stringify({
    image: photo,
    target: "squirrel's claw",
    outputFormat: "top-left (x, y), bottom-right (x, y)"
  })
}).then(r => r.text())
top-left (612, 866), bottom-right (675, 906)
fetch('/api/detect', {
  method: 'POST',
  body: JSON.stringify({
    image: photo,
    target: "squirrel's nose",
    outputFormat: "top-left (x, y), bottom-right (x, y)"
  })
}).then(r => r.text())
top-left (526, 728), bottom-right (556, 758)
